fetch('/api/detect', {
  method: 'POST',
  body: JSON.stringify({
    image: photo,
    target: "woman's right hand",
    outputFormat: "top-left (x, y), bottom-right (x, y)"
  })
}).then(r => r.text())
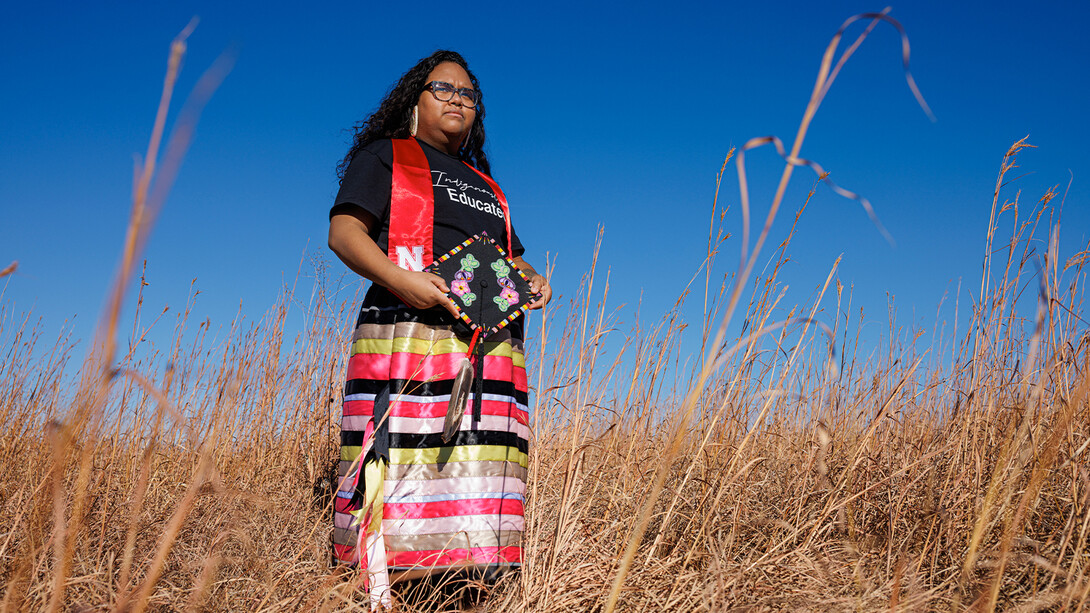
top-left (388, 269), bottom-right (459, 318)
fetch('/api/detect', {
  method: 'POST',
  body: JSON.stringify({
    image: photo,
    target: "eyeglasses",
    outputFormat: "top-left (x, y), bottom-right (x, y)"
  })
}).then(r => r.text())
top-left (423, 81), bottom-right (480, 108)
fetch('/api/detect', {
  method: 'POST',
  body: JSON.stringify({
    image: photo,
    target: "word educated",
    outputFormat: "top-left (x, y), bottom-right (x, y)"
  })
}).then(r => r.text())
top-left (433, 171), bottom-right (507, 220)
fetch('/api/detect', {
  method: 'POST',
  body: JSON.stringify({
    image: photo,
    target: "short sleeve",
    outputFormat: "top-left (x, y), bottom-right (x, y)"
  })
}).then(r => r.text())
top-left (509, 224), bottom-right (525, 258)
top-left (330, 142), bottom-right (393, 223)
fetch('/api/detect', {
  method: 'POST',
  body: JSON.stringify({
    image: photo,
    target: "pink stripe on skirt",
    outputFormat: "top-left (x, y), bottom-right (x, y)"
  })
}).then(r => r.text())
top-left (343, 396), bottom-right (529, 422)
top-left (347, 351), bottom-right (526, 390)
top-left (384, 498), bottom-right (525, 520)
top-left (387, 545), bottom-right (522, 569)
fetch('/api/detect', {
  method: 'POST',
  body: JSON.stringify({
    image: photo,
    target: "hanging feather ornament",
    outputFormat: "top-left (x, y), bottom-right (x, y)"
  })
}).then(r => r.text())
top-left (444, 354), bottom-right (473, 442)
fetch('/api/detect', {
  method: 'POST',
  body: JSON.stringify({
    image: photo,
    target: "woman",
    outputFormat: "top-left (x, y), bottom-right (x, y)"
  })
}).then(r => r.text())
top-left (327, 50), bottom-right (551, 608)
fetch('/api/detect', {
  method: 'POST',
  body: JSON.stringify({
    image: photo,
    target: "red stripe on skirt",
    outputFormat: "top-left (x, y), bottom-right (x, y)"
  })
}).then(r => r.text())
top-left (333, 543), bottom-right (357, 563)
top-left (342, 398), bottom-right (372, 417)
top-left (334, 497), bottom-right (358, 515)
top-left (387, 545), bottom-right (521, 568)
top-left (384, 498), bottom-right (524, 520)
top-left (347, 353), bottom-right (390, 379)
top-left (342, 397), bottom-right (530, 423)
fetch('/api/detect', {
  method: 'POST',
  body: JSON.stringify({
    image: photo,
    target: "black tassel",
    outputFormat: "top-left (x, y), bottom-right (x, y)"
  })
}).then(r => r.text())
top-left (473, 338), bottom-right (484, 423)
top-left (473, 281), bottom-right (486, 424)
top-left (373, 383), bottom-right (390, 462)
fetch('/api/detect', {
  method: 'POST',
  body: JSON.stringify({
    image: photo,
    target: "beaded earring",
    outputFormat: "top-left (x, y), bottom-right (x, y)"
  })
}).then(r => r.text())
top-left (409, 105), bottom-right (418, 137)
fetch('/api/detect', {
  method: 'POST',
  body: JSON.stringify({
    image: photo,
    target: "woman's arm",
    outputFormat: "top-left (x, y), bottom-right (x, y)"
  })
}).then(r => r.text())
top-left (328, 208), bottom-right (458, 317)
top-left (512, 256), bottom-right (552, 310)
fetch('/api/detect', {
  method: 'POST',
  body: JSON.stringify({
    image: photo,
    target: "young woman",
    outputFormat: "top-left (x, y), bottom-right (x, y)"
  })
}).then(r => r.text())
top-left (327, 50), bottom-right (550, 607)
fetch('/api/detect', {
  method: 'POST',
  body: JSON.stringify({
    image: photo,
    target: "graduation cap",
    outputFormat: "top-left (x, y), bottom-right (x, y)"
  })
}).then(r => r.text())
top-left (428, 232), bottom-right (539, 441)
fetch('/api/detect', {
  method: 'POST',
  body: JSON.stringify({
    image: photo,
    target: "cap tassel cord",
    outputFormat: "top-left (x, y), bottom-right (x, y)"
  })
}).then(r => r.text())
top-left (443, 327), bottom-right (481, 442)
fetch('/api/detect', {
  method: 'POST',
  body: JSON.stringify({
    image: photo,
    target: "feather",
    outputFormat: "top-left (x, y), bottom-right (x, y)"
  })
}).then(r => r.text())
top-left (443, 357), bottom-right (473, 442)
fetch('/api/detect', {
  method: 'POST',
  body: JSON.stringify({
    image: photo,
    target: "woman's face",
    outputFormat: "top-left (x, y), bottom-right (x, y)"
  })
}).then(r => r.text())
top-left (415, 61), bottom-right (477, 155)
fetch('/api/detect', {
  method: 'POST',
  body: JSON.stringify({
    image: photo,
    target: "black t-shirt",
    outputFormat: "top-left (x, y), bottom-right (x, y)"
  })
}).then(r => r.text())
top-left (331, 139), bottom-right (524, 259)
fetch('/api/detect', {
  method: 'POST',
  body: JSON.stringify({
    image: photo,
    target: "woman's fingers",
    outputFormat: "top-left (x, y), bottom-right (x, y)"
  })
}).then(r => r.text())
top-left (426, 273), bottom-right (450, 294)
top-left (527, 274), bottom-right (551, 310)
top-left (392, 271), bottom-right (452, 313)
top-left (431, 281), bottom-right (460, 319)
top-left (399, 269), bottom-right (547, 316)
top-left (421, 273), bottom-right (459, 317)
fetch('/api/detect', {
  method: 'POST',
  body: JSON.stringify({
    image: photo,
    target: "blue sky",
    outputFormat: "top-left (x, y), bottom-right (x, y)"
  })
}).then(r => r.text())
top-left (2, 1), bottom-right (1088, 366)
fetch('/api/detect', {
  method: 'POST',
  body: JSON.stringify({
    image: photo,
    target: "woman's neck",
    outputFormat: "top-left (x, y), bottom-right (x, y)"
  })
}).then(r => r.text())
top-left (415, 133), bottom-right (460, 157)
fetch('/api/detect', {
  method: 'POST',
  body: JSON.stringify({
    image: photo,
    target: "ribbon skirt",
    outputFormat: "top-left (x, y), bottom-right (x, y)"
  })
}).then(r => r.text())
top-left (333, 288), bottom-right (528, 579)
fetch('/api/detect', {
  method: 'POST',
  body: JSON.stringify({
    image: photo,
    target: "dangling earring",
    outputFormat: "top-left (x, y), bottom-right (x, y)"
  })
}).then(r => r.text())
top-left (409, 105), bottom-right (418, 137)
top-left (460, 123), bottom-right (473, 152)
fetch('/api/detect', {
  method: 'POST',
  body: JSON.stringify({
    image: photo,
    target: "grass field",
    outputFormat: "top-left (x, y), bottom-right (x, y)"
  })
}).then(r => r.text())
top-left (2, 13), bottom-right (1089, 613)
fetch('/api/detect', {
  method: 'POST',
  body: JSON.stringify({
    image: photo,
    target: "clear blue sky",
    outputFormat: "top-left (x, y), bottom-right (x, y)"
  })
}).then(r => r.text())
top-left (2, 1), bottom-right (1088, 363)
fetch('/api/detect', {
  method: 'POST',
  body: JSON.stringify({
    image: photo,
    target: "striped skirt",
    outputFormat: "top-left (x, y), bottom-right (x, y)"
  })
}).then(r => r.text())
top-left (333, 286), bottom-right (528, 597)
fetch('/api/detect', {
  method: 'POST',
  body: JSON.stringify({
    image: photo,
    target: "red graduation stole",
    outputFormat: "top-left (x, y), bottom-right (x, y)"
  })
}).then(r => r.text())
top-left (389, 138), bottom-right (513, 271)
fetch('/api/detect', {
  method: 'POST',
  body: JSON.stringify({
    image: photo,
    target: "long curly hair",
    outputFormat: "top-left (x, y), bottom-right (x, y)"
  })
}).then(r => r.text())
top-left (337, 50), bottom-right (490, 180)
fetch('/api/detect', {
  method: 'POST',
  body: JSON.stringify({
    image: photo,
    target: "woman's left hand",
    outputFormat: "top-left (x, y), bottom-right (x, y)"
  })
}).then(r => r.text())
top-left (527, 273), bottom-right (551, 310)
top-left (513, 256), bottom-right (552, 310)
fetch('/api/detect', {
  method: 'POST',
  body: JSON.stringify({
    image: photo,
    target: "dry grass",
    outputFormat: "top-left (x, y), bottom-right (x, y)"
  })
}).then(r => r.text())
top-left (3, 12), bottom-right (1090, 613)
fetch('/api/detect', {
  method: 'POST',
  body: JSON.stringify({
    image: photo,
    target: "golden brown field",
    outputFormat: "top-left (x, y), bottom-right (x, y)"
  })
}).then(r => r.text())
top-left (2, 13), bottom-right (1089, 612)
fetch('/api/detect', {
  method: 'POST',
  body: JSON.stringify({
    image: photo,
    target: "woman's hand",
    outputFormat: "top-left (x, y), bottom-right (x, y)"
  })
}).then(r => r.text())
top-left (526, 273), bottom-right (552, 310)
top-left (512, 256), bottom-right (552, 311)
top-left (389, 270), bottom-right (460, 318)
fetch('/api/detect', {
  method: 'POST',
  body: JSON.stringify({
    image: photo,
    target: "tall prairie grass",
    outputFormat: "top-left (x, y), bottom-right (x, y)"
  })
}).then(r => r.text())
top-left (2, 12), bottom-right (1089, 613)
